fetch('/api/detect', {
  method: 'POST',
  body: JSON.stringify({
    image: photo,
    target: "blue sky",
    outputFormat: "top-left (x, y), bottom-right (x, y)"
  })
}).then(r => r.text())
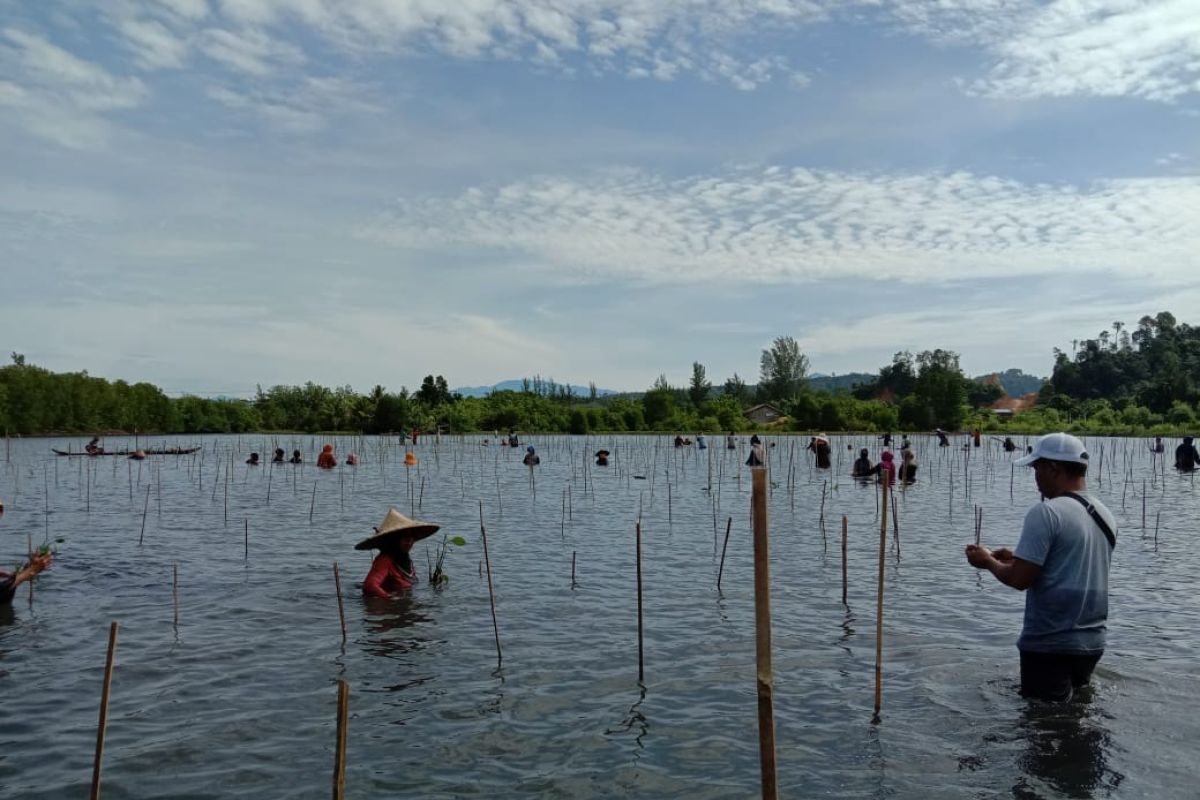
top-left (2, 0), bottom-right (1198, 396)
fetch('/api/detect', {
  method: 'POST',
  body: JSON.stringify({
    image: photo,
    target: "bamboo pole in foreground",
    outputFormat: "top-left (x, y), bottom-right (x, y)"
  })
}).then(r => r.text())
top-left (478, 501), bottom-right (503, 666)
top-left (90, 622), bottom-right (119, 800)
top-left (841, 515), bottom-right (848, 605)
top-left (874, 472), bottom-right (890, 722)
top-left (636, 520), bottom-right (645, 683)
top-left (750, 467), bottom-right (778, 800)
top-left (332, 679), bottom-right (349, 800)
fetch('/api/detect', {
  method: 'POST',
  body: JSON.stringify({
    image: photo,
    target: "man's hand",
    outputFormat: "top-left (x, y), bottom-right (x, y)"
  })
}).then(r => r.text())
top-left (965, 544), bottom-right (994, 568)
top-left (990, 547), bottom-right (1014, 563)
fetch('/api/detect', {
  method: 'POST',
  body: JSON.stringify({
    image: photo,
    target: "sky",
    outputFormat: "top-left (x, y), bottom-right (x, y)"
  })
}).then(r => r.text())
top-left (2, 0), bottom-right (1198, 397)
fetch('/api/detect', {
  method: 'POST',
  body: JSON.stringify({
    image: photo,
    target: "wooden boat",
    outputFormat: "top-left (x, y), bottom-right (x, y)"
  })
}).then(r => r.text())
top-left (52, 447), bottom-right (202, 457)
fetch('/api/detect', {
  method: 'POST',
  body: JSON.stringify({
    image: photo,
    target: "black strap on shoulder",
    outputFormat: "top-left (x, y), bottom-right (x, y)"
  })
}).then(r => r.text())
top-left (1061, 492), bottom-right (1117, 550)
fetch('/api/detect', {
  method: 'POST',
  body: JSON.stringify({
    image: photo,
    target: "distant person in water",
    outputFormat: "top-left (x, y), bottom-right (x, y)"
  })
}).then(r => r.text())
top-left (1150, 436), bottom-right (1165, 454)
top-left (508, 431), bottom-right (519, 447)
top-left (411, 429), bottom-right (419, 445)
top-left (899, 436), bottom-right (911, 451)
top-left (874, 450), bottom-right (896, 481)
top-left (85, 437), bottom-right (103, 455)
top-left (595, 449), bottom-right (610, 466)
top-left (358, 508), bottom-right (439, 598)
top-left (1, 551), bottom-right (52, 606)
top-left (290, 449), bottom-right (303, 464)
top-left (523, 446), bottom-right (540, 466)
top-left (746, 441), bottom-right (765, 467)
top-left (346, 453), bottom-right (359, 466)
top-left (246, 452), bottom-right (260, 466)
top-left (1175, 437), bottom-right (1199, 472)
top-left (750, 434), bottom-right (762, 446)
top-left (852, 448), bottom-right (874, 478)
top-left (899, 446), bottom-right (917, 483)
top-left (1002, 437), bottom-right (1017, 453)
top-left (696, 434), bottom-right (707, 450)
top-left (973, 429), bottom-right (982, 447)
top-left (807, 435), bottom-right (832, 469)
top-left (881, 432), bottom-right (893, 447)
top-left (726, 432), bottom-right (737, 450)
top-left (128, 449), bottom-right (146, 461)
top-left (272, 448), bottom-right (286, 463)
top-left (674, 434), bottom-right (685, 448)
top-left (317, 444), bottom-right (337, 469)
top-left (936, 429), bottom-right (950, 447)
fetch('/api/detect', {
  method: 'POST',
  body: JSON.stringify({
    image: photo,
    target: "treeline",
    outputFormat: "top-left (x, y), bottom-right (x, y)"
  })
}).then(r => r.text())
top-left (5, 314), bottom-right (1200, 436)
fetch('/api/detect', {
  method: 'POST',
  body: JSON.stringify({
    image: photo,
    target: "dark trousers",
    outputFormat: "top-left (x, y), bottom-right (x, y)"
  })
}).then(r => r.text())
top-left (1019, 650), bottom-right (1102, 702)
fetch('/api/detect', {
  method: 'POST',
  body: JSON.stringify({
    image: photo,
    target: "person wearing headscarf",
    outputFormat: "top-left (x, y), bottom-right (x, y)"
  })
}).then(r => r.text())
top-left (523, 446), bottom-right (540, 466)
top-left (595, 449), bottom-right (610, 466)
top-left (272, 448), bottom-right (286, 463)
top-left (852, 448), bottom-right (874, 478)
top-left (289, 449), bottom-right (303, 464)
top-left (936, 429), bottom-right (950, 447)
top-left (346, 453), bottom-right (359, 466)
top-left (874, 450), bottom-right (897, 481)
top-left (357, 508), bottom-right (439, 597)
top-left (246, 452), bottom-right (261, 466)
top-left (899, 446), bottom-right (918, 483)
top-left (317, 444), bottom-right (337, 469)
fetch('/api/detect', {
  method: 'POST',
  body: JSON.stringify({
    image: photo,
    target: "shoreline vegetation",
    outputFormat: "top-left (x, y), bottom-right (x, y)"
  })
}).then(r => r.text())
top-left (3, 312), bottom-right (1197, 439)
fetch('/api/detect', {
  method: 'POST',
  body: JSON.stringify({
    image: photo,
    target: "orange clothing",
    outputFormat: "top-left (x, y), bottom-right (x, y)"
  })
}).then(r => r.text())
top-left (318, 444), bottom-right (337, 469)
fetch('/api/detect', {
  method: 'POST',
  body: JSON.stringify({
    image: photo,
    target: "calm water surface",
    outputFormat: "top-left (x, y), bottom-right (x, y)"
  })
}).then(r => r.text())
top-left (1, 434), bottom-right (1197, 798)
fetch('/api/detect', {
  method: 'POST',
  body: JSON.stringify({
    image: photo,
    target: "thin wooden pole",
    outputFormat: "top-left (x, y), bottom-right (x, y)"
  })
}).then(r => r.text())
top-left (750, 467), bottom-right (778, 800)
top-left (636, 520), bottom-right (645, 683)
top-left (332, 679), bottom-right (349, 800)
top-left (172, 563), bottom-right (179, 629)
top-left (717, 516), bottom-right (733, 592)
top-left (138, 483), bottom-right (151, 545)
top-left (571, 550), bottom-right (576, 588)
top-left (841, 515), bottom-right (848, 605)
top-left (478, 501), bottom-right (503, 665)
top-left (333, 562), bottom-right (347, 642)
top-left (873, 472), bottom-right (890, 722)
top-left (90, 622), bottom-right (119, 800)
top-left (310, 481), bottom-right (317, 523)
top-left (244, 518), bottom-right (249, 560)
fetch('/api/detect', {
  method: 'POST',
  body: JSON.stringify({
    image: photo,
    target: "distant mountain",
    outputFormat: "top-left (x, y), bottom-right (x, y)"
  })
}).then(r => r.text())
top-left (453, 379), bottom-right (620, 398)
top-left (972, 369), bottom-right (1046, 397)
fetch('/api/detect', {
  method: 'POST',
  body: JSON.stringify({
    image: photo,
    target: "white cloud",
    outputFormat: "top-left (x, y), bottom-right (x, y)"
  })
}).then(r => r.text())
top-left (206, 75), bottom-right (379, 132)
top-left (198, 25), bottom-right (303, 75)
top-left (118, 17), bottom-right (189, 69)
top-left (363, 167), bottom-right (1200, 286)
top-left (0, 28), bottom-right (147, 148)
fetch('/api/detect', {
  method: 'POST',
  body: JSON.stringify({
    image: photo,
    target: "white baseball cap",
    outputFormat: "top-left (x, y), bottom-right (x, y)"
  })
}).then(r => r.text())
top-left (1013, 432), bottom-right (1089, 466)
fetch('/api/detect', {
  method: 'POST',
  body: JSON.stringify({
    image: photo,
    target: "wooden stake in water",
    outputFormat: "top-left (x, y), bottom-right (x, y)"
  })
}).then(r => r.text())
top-left (138, 483), bottom-right (151, 545)
top-left (750, 467), bottom-right (778, 800)
top-left (173, 563), bottom-right (179, 629)
top-left (841, 515), bottom-right (849, 605)
top-left (636, 520), bottom-right (645, 683)
top-left (478, 501), bottom-right (503, 666)
top-left (244, 518), bottom-right (249, 560)
top-left (571, 550), bottom-right (577, 588)
top-left (310, 481), bottom-right (317, 523)
top-left (717, 516), bottom-right (732, 592)
top-left (332, 679), bottom-right (349, 800)
top-left (873, 472), bottom-right (890, 722)
top-left (90, 622), bottom-right (119, 800)
top-left (333, 561), bottom-right (347, 642)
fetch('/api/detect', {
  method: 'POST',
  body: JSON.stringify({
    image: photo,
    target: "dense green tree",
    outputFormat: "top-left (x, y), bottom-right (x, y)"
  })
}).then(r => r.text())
top-left (758, 336), bottom-right (809, 402)
top-left (689, 362), bottom-right (711, 409)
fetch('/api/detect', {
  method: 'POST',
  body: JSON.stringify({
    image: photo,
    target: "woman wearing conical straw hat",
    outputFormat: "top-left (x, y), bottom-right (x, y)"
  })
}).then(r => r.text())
top-left (357, 508), bottom-right (440, 598)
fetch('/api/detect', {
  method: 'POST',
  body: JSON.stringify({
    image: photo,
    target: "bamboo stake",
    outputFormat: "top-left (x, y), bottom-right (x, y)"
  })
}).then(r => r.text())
top-left (717, 516), bottom-right (732, 592)
top-left (841, 515), bottom-right (848, 605)
top-left (333, 561), bottom-right (347, 642)
top-left (636, 520), bottom-right (645, 683)
top-left (90, 622), bottom-right (119, 800)
top-left (172, 563), bottom-right (179, 629)
top-left (310, 481), bottom-right (317, 523)
top-left (138, 483), bottom-right (151, 545)
top-left (332, 679), bottom-right (349, 800)
top-left (571, 550), bottom-right (576, 588)
top-left (750, 467), bottom-right (778, 800)
top-left (478, 501), bottom-right (502, 665)
top-left (873, 472), bottom-right (890, 722)
top-left (244, 518), bottom-right (249, 560)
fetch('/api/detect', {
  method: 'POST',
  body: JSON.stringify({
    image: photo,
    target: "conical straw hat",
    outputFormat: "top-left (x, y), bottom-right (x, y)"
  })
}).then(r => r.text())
top-left (354, 507), bottom-right (440, 551)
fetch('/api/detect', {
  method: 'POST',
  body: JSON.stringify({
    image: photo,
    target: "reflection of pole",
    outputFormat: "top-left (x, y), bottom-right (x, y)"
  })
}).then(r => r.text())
top-left (874, 472), bottom-right (890, 721)
top-left (478, 501), bottom-right (503, 666)
top-left (751, 467), bottom-right (778, 800)
top-left (90, 622), bottom-right (119, 800)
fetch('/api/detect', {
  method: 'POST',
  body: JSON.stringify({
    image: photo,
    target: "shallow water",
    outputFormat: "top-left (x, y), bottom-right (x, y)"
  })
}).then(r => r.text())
top-left (1, 433), bottom-right (1197, 798)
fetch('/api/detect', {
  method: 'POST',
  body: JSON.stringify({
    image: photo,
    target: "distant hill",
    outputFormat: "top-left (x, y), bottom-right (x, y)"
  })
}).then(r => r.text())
top-left (453, 379), bottom-right (620, 398)
top-left (973, 369), bottom-right (1046, 398)
top-left (807, 372), bottom-right (875, 393)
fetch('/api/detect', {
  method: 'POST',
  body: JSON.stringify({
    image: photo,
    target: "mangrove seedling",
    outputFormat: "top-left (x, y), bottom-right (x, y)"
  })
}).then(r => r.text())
top-left (429, 535), bottom-right (467, 587)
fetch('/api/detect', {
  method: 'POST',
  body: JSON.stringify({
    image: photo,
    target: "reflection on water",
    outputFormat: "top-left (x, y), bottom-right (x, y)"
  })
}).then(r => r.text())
top-left (360, 596), bottom-right (434, 660)
top-left (1013, 696), bottom-right (1124, 799)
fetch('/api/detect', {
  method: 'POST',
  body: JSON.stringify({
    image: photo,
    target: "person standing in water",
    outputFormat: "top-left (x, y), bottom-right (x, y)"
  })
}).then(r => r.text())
top-left (965, 433), bottom-right (1115, 702)
top-left (358, 509), bottom-right (439, 597)
top-left (1175, 436), bottom-right (1199, 472)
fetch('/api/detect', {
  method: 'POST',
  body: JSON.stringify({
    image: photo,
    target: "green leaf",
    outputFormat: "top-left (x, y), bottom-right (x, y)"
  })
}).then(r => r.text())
top-left (450, 536), bottom-right (466, 547)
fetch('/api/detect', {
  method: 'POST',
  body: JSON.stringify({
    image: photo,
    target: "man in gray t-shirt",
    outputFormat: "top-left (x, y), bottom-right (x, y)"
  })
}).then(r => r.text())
top-left (965, 432), bottom-right (1116, 701)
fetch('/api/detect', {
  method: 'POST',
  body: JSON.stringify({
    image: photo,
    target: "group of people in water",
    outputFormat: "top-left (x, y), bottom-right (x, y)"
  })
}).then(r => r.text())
top-left (243, 446), bottom-right (360, 468)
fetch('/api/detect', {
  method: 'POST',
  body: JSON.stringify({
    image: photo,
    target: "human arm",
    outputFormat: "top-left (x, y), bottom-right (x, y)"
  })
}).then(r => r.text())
top-left (964, 544), bottom-right (1040, 590)
top-left (362, 555), bottom-right (393, 598)
top-left (0, 553), bottom-right (52, 603)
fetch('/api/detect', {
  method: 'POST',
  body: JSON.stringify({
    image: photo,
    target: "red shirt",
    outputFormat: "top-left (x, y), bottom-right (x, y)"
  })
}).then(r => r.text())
top-left (362, 552), bottom-right (416, 597)
top-left (317, 452), bottom-right (337, 468)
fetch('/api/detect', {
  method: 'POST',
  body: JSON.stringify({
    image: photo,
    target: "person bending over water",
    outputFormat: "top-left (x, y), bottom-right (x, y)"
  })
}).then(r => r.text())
top-left (965, 433), bottom-right (1114, 702)
top-left (358, 508), bottom-right (440, 598)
